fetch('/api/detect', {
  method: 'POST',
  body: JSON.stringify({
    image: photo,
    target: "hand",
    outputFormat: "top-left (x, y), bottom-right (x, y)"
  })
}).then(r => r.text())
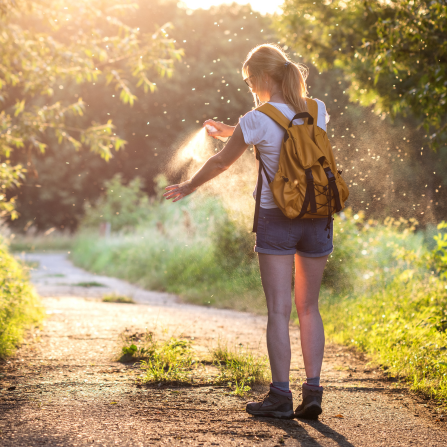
top-left (203, 119), bottom-right (234, 139)
top-left (163, 181), bottom-right (196, 203)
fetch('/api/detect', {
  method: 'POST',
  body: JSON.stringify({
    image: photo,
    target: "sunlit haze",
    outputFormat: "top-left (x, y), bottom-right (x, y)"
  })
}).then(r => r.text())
top-left (179, 0), bottom-right (283, 15)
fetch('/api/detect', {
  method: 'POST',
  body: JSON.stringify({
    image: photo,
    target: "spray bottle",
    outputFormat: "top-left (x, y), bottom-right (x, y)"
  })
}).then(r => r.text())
top-left (205, 125), bottom-right (229, 143)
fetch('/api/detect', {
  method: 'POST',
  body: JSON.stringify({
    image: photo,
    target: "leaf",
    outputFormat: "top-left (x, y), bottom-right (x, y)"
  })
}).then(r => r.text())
top-left (14, 100), bottom-right (25, 117)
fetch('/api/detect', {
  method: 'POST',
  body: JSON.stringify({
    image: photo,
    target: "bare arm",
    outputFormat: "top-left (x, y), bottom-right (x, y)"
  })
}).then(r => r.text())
top-left (164, 124), bottom-right (248, 202)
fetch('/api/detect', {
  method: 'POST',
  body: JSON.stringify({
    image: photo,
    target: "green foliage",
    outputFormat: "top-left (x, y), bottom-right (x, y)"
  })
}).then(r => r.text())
top-left (72, 188), bottom-right (426, 310)
top-left (0, 238), bottom-right (44, 358)
top-left (320, 223), bottom-right (447, 404)
top-left (432, 221), bottom-right (447, 279)
top-left (212, 341), bottom-right (268, 389)
top-left (1, 0), bottom-right (182, 219)
top-left (119, 330), bottom-right (157, 362)
top-left (326, 210), bottom-right (425, 293)
top-left (121, 344), bottom-right (138, 356)
top-left (102, 293), bottom-right (134, 303)
top-left (74, 281), bottom-right (105, 288)
top-left (276, 0), bottom-right (447, 148)
top-left (73, 192), bottom-right (265, 312)
top-left (82, 174), bottom-right (150, 231)
top-left (119, 329), bottom-right (267, 390)
top-left (139, 335), bottom-right (195, 384)
top-left (322, 274), bottom-right (447, 402)
top-left (213, 215), bottom-right (256, 271)
top-left (119, 330), bottom-right (196, 383)
top-left (9, 232), bottom-right (74, 252)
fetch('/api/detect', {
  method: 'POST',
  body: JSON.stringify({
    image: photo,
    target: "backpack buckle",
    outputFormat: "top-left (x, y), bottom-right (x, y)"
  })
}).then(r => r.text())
top-left (324, 167), bottom-right (335, 182)
top-left (305, 169), bottom-right (314, 184)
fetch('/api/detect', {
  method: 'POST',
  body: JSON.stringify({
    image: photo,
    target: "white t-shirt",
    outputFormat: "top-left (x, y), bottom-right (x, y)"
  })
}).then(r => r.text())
top-left (239, 99), bottom-right (329, 209)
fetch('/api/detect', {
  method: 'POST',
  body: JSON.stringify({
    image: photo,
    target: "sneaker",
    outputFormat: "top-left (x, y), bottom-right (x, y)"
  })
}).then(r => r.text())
top-left (246, 386), bottom-right (294, 419)
top-left (294, 383), bottom-right (323, 420)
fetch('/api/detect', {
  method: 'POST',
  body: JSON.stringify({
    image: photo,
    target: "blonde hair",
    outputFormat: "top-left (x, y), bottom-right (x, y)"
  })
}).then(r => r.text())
top-left (242, 44), bottom-right (308, 112)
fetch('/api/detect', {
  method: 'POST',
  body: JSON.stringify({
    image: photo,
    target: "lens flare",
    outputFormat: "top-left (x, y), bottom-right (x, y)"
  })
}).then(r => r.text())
top-left (167, 126), bottom-right (257, 229)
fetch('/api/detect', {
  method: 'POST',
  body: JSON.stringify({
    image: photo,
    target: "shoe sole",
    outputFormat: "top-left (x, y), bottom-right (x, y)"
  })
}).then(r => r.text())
top-left (294, 404), bottom-right (322, 420)
top-left (246, 409), bottom-right (294, 420)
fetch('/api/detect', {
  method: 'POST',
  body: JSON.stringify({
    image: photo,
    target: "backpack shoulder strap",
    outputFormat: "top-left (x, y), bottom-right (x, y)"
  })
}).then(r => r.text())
top-left (306, 98), bottom-right (319, 130)
top-left (255, 103), bottom-right (289, 130)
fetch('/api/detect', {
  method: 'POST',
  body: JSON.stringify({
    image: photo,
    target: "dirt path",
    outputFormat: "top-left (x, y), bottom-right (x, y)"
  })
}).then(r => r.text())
top-left (0, 253), bottom-right (446, 446)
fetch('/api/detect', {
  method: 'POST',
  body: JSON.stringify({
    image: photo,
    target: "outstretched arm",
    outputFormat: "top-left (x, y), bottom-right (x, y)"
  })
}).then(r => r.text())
top-left (164, 124), bottom-right (248, 202)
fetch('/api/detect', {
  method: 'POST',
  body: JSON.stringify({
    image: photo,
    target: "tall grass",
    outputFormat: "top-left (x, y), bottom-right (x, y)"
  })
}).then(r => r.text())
top-left (320, 223), bottom-right (447, 403)
top-left (72, 177), bottom-right (423, 308)
top-left (72, 177), bottom-right (263, 312)
top-left (9, 232), bottom-right (74, 253)
top-left (0, 238), bottom-right (44, 358)
top-left (321, 271), bottom-right (447, 402)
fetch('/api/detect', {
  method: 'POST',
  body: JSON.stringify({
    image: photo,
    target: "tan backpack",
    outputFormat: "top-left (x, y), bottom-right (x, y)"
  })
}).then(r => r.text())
top-left (253, 98), bottom-right (349, 234)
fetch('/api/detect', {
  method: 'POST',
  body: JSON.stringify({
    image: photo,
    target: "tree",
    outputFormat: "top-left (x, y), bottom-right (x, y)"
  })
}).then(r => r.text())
top-left (8, 1), bottom-right (275, 231)
top-left (0, 0), bottom-right (182, 219)
top-left (276, 0), bottom-right (447, 148)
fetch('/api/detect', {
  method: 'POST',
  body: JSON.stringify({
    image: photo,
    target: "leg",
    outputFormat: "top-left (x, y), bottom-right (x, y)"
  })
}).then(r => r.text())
top-left (258, 253), bottom-right (294, 382)
top-left (294, 254), bottom-right (328, 379)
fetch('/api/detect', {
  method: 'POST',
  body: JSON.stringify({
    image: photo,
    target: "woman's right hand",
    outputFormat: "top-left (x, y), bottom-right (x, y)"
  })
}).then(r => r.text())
top-left (203, 120), bottom-right (235, 139)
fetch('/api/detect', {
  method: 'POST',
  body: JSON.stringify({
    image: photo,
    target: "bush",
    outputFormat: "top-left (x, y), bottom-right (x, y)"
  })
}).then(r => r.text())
top-left (320, 223), bottom-right (447, 402)
top-left (73, 187), bottom-right (265, 312)
top-left (0, 238), bottom-right (44, 358)
top-left (325, 210), bottom-right (425, 293)
top-left (81, 174), bottom-right (151, 232)
top-left (213, 215), bottom-right (256, 271)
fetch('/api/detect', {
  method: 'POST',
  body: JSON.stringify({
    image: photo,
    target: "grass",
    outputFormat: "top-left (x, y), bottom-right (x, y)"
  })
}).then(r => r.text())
top-left (23, 260), bottom-right (40, 269)
top-left (119, 330), bottom-right (196, 384)
top-left (74, 281), bottom-right (106, 287)
top-left (118, 330), bottom-right (267, 394)
top-left (212, 340), bottom-right (268, 390)
top-left (318, 222), bottom-right (447, 405)
top-left (320, 272), bottom-right (447, 403)
top-left (0, 238), bottom-right (44, 358)
top-left (71, 190), bottom-right (264, 313)
top-left (9, 232), bottom-right (74, 252)
top-left (102, 293), bottom-right (135, 304)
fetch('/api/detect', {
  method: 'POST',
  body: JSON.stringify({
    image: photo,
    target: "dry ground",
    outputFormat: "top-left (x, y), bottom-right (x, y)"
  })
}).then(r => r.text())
top-left (0, 253), bottom-right (446, 446)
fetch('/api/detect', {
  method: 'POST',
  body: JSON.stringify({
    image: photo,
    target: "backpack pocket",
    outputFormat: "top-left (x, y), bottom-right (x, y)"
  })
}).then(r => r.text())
top-left (269, 168), bottom-right (303, 219)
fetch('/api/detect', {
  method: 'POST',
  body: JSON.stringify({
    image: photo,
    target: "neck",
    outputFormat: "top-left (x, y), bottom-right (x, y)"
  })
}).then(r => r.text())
top-left (269, 91), bottom-right (285, 103)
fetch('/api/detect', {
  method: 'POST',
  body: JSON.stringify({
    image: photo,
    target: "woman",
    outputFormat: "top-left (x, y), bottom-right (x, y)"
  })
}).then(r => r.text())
top-left (164, 44), bottom-right (331, 420)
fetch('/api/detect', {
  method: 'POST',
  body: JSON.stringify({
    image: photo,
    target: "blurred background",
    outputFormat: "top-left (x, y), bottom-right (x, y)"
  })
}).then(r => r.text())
top-left (3, 0), bottom-right (446, 235)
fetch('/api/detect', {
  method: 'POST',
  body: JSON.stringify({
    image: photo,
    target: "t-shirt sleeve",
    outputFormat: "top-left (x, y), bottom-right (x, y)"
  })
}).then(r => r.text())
top-left (239, 110), bottom-right (270, 146)
top-left (314, 98), bottom-right (329, 132)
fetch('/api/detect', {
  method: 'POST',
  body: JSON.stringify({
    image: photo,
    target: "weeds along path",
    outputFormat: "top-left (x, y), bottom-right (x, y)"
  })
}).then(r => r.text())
top-left (1, 253), bottom-right (446, 446)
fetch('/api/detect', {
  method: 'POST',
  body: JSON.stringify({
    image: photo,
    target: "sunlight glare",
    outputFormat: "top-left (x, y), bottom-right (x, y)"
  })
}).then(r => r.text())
top-left (178, 0), bottom-right (283, 15)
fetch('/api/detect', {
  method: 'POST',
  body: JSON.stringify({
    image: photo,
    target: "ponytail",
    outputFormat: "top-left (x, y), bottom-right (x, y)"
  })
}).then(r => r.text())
top-left (242, 44), bottom-right (308, 113)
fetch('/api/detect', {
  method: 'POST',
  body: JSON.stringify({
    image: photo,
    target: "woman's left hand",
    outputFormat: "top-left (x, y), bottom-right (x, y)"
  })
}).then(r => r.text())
top-left (163, 180), bottom-right (196, 202)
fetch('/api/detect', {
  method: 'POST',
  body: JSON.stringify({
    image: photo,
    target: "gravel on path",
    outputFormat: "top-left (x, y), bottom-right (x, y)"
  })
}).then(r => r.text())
top-left (0, 253), bottom-right (446, 446)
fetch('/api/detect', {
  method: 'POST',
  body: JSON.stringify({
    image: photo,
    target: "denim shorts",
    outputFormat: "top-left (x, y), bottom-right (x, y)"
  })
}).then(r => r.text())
top-left (255, 207), bottom-right (334, 257)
